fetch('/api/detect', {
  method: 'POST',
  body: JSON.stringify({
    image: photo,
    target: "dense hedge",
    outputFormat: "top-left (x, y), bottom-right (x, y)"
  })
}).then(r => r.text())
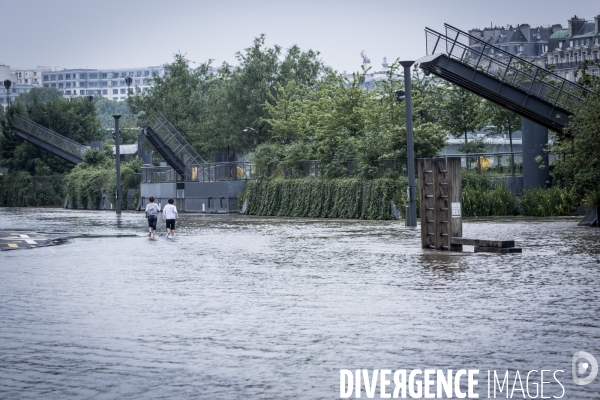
top-left (63, 158), bottom-right (141, 210)
top-left (0, 172), bottom-right (64, 207)
top-left (245, 178), bottom-right (407, 220)
top-left (244, 173), bottom-right (588, 220)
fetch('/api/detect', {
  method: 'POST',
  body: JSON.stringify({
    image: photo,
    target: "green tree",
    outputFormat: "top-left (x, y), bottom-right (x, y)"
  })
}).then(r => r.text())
top-left (93, 97), bottom-right (138, 143)
top-left (440, 83), bottom-right (487, 148)
top-left (552, 62), bottom-right (600, 201)
top-left (485, 102), bottom-right (521, 174)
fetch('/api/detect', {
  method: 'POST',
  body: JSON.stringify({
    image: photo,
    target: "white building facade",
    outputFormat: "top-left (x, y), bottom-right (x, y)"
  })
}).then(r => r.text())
top-left (1, 64), bottom-right (36, 107)
top-left (42, 66), bottom-right (166, 101)
top-left (12, 66), bottom-right (51, 87)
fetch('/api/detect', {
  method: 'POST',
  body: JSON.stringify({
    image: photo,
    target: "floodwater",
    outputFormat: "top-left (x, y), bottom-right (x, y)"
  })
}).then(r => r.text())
top-left (1, 208), bottom-right (600, 399)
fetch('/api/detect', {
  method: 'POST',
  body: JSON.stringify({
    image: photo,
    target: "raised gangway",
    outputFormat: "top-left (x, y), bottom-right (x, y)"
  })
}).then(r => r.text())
top-left (419, 24), bottom-right (593, 134)
top-left (10, 114), bottom-right (89, 164)
top-left (139, 114), bottom-right (207, 180)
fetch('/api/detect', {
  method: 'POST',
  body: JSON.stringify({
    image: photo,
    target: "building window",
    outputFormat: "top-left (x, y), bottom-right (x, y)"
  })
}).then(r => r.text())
top-left (51, 83), bottom-right (56, 88)
top-left (80, 73), bottom-right (86, 79)
top-left (113, 89), bottom-right (118, 94)
top-left (144, 70), bottom-right (150, 76)
top-left (120, 72), bottom-right (127, 78)
top-left (119, 80), bottom-right (125, 86)
top-left (113, 97), bottom-right (118, 101)
top-left (80, 82), bottom-right (87, 87)
top-left (100, 73), bottom-right (107, 79)
top-left (102, 89), bottom-right (108, 95)
top-left (65, 90), bottom-right (71, 95)
top-left (43, 75), bottom-right (48, 81)
top-left (58, 74), bottom-right (63, 80)
top-left (43, 84), bottom-right (49, 87)
top-left (120, 88), bottom-right (126, 94)
top-left (79, 90), bottom-right (84, 95)
top-left (593, 69), bottom-right (599, 76)
top-left (58, 83), bottom-right (64, 88)
top-left (100, 81), bottom-right (108, 87)
top-left (33, 72), bottom-right (37, 76)
top-left (89, 73), bottom-right (98, 79)
top-left (134, 79), bottom-right (140, 85)
top-left (66, 82), bottom-right (71, 88)
top-left (24, 79), bottom-right (28, 83)
top-left (135, 71), bottom-right (141, 77)
top-left (65, 74), bottom-right (70, 79)
top-left (51, 75), bottom-right (56, 80)
top-left (120, 97), bottom-right (125, 100)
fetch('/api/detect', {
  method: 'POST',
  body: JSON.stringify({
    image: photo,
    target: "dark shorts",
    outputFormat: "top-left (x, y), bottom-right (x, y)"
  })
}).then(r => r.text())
top-left (148, 215), bottom-right (157, 230)
top-left (166, 219), bottom-right (176, 230)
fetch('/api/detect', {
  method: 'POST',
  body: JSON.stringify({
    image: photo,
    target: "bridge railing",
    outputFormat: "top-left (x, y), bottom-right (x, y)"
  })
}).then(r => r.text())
top-left (149, 114), bottom-right (207, 166)
top-left (425, 24), bottom-right (592, 113)
top-left (11, 115), bottom-right (89, 160)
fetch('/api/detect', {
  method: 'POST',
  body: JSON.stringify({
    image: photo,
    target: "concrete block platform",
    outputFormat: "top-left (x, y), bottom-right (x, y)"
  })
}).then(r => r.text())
top-left (0, 232), bottom-right (71, 251)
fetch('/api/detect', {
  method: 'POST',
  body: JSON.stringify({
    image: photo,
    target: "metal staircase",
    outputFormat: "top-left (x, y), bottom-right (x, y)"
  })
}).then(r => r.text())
top-left (419, 24), bottom-right (593, 133)
top-left (10, 114), bottom-right (88, 164)
top-left (139, 114), bottom-right (207, 180)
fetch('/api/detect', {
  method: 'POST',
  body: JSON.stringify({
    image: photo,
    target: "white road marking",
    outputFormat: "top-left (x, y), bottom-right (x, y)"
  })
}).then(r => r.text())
top-left (25, 239), bottom-right (37, 245)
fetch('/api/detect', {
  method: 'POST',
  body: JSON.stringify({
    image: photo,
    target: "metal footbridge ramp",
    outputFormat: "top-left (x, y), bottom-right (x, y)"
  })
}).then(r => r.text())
top-left (10, 114), bottom-right (88, 164)
top-left (139, 114), bottom-right (207, 180)
top-left (419, 24), bottom-right (593, 133)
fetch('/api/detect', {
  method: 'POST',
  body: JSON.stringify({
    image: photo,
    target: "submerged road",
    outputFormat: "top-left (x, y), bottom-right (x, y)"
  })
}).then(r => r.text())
top-left (1, 208), bottom-right (600, 399)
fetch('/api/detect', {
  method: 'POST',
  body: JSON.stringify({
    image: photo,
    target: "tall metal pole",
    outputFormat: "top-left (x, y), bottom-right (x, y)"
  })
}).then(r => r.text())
top-left (400, 61), bottom-right (417, 227)
top-left (113, 115), bottom-right (122, 215)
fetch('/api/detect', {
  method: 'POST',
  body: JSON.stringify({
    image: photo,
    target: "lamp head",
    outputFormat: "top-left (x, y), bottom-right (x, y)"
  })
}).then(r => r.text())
top-left (125, 76), bottom-right (132, 87)
top-left (3, 79), bottom-right (11, 90)
top-left (394, 89), bottom-right (406, 103)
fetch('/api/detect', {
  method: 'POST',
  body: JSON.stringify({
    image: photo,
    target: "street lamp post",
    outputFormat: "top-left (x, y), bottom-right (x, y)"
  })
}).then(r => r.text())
top-left (3, 79), bottom-right (12, 106)
top-left (113, 115), bottom-right (122, 215)
top-left (399, 61), bottom-right (417, 227)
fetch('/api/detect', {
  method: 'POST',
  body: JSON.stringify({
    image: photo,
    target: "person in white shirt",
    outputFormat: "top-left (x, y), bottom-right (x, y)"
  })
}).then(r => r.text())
top-left (144, 196), bottom-right (160, 238)
top-left (162, 198), bottom-right (179, 238)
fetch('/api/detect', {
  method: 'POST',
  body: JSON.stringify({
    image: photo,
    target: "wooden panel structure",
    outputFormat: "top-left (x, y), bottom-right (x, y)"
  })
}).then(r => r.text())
top-left (417, 158), bottom-right (435, 249)
top-left (433, 158), bottom-right (450, 250)
top-left (447, 157), bottom-right (463, 251)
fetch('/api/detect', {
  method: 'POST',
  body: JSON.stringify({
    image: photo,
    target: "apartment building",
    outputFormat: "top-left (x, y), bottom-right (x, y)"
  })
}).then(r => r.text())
top-left (41, 66), bottom-right (166, 101)
top-left (468, 14), bottom-right (600, 82)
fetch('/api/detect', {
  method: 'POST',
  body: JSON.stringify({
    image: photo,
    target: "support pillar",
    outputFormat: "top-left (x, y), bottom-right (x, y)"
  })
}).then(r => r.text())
top-left (521, 117), bottom-right (549, 189)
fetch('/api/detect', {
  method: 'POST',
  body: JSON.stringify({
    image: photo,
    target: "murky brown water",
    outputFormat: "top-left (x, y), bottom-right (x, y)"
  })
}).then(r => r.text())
top-left (1, 208), bottom-right (599, 399)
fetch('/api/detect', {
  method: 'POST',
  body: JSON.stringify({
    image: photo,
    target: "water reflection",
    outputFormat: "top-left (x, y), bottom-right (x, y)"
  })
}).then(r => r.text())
top-left (0, 208), bottom-right (599, 399)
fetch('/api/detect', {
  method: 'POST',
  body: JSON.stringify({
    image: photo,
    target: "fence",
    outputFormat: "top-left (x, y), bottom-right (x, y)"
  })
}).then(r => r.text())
top-left (142, 162), bottom-right (255, 183)
top-left (262, 152), bottom-right (563, 179)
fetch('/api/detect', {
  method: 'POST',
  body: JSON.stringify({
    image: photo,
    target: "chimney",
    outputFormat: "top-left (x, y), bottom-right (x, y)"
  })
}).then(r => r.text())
top-left (595, 15), bottom-right (600, 35)
top-left (551, 24), bottom-right (563, 33)
top-left (519, 24), bottom-right (531, 41)
top-left (568, 15), bottom-right (586, 37)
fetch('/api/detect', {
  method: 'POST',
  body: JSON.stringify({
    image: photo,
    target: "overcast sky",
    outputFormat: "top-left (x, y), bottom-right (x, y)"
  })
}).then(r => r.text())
top-left (1, 0), bottom-right (598, 73)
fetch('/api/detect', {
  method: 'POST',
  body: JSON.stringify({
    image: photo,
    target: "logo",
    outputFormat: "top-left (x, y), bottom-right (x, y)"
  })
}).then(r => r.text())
top-left (572, 351), bottom-right (598, 386)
